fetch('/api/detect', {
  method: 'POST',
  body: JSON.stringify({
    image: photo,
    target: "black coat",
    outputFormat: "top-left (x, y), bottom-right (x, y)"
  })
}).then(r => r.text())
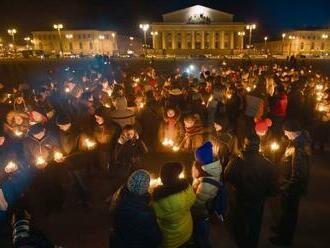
top-left (110, 187), bottom-right (162, 248)
top-left (225, 150), bottom-right (278, 208)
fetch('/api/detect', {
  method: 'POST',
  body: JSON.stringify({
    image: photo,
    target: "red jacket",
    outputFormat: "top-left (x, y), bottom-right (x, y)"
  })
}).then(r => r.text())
top-left (271, 93), bottom-right (288, 117)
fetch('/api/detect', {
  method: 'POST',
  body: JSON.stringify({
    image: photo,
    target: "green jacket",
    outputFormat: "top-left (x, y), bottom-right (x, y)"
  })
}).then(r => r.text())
top-left (152, 185), bottom-right (196, 248)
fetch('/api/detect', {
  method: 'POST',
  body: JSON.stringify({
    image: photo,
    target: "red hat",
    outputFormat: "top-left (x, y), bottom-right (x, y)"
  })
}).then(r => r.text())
top-left (255, 118), bottom-right (272, 136)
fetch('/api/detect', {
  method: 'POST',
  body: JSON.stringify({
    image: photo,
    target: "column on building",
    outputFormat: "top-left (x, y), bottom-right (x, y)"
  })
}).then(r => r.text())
top-left (152, 33), bottom-right (156, 49)
top-left (210, 31), bottom-right (215, 49)
top-left (230, 31), bottom-right (234, 49)
top-left (172, 31), bottom-right (176, 49)
top-left (221, 31), bottom-right (225, 49)
top-left (162, 31), bottom-right (166, 49)
top-left (182, 31), bottom-right (186, 49)
top-left (192, 31), bottom-right (195, 49)
top-left (201, 31), bottom-right (205, 49)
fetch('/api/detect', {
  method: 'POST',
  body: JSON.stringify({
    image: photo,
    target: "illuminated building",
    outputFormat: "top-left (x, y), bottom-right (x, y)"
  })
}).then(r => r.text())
top-left (150, 5), bottom-right (246, 56)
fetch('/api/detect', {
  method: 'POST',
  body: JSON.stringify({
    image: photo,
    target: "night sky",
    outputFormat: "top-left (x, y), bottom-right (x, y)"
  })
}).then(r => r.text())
top-left (1, 0), bottom-right (329, 43)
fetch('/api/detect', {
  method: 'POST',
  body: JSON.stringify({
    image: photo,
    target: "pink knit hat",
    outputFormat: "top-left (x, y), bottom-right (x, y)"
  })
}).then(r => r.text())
top-left (255, 118), bottom-right (272, 136)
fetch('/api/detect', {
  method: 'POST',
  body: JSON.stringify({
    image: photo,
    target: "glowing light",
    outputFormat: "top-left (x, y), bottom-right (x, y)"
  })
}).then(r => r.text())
top-left (4, 161), bottom-right (18, 174)
top-left (270, 142), bottom-right (280, 152)
top-left (65, 87), bottom-right (71, 93)
top-left (246, 86), bottom-right (251, 92)
top-left (189, 64), bottom-right (195, 71)
top-left (84, 138), bottom-right (96, 150)
top-left (162, 138), bottom-right (174, 147)
top-left (316, 84), bottom-right (324, 91)
top-left (54, 151), bottom-right (64, 162)
top-left (14, 130), bottom-right (23, 137)
top-left (172, 146), bottom-right (180, 152)
top-left (36, 156), bottom-right (46, 166)
top-left (208, 95), bottom-right (213, 103)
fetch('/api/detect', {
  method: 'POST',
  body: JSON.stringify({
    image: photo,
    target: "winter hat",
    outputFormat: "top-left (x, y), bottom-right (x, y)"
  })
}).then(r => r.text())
top-left (56, 114), bottom-right (71, 125)
top-left (30, 123), bottom-right (45, 135)
top-left (255, 118), bottom-right (272, 136)
top-left (114, 97), bottom-right (128, 110)
top-left (195, 141), bottom-right (214, 165)
top-left (160, 162), bottom-right (183, 186)
top-left (283, 119), bottom-right (302, 132)
top-left (127, 169), bottom-right (151, 196)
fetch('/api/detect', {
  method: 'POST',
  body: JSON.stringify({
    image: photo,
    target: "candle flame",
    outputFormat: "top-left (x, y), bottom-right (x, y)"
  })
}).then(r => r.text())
top-left (270, 142), bottom-right (280, 151)
top-left (5, 161), bottom-right (18, 174)
top-left (84, 138), bottom-right (96, 149)
top-left (54, 151), bottom-right (64, 161)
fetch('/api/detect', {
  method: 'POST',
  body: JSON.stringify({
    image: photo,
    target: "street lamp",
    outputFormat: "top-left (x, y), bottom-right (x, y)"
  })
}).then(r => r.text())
top-left (53, 24), bottom-right (63, 55)
top-left (264, 36), bottom-right (268, 52)
top-left (288, 35), bottom-right (296, 56)
top-left (99, 35), bottom-right (105, 54)
top-left (7, 29), bottom-right (17, 52)
top-left (281, 33), bottom-right (286, 55)
top-left (246, 24), bottom-right (256, 47)
top-left (151, 31), bottom-right (158, 49)
top-left (139, 24), bottom-right (150, 48)
top-left (321, 34), bottom-right (328, 39)
top-left (24, 37), bottom-right (31, 49)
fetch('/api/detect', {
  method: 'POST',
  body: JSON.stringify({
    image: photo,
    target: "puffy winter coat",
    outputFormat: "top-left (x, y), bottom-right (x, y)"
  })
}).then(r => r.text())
top-left (152, 181), bottom-right (196, 248)
top-left (192, 160), bottom-right (222, 219)
top-left (110, 187), bottom-right (162, 248)
top-left (270, 92), bottom-right (288, 118)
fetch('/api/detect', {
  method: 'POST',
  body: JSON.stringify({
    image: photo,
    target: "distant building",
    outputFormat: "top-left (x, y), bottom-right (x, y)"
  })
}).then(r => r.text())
top-left (150, 5), bottom-right (245, 56)
top-left (117, 35), bottom-right (143, 56)
top-left (32, 30), bottom-right (118, 55)
top-left (255, 28), bottom-right (330, 56)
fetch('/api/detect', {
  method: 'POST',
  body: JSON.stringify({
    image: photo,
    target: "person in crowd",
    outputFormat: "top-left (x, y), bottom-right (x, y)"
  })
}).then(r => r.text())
top-left (211, 115), bottom-right (239, 167)
top-left (270, 120), bottom-right (312, 246)
top-left (152, 162), bottom-right (196, 248)
top-left (110, 169), bottom-right (162, 248)
top-left (225, 133), bottom-right (278, 248)
top-left (181, 113), bottom-right (205, 151)
top-left (191, 141), bottom-right (222, 248)
top-left (114, 125), bottom-right (148, 177)
top-left (269, 84), bottom-right (288, 137)
top-left (159, 106), bottom-right (184, 149)
top-left (93, 106), bottom-right (121, 172)
top-left (110, 97), bottom-right (135, 128)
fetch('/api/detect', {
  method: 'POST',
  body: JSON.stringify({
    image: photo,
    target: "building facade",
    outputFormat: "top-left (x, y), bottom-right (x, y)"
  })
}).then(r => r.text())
top-left (117, 35), bottom-right (143, 56)
top-left (255, 29), bottom-right (330, 56)
top-left (32, 30), bottom-right (118, 55)
top-left (150, 5), bottom-right (245, 55)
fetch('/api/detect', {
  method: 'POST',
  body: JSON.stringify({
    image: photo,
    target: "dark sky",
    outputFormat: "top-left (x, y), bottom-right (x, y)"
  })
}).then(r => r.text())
top-left (1, 0), bottom-right (329, 43)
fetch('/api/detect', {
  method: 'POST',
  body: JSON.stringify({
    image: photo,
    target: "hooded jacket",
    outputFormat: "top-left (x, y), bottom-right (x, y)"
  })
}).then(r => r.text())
top-left (192, 160), bottom-right (222, 219)
top-left (152, 180), bottom-right (196, 248)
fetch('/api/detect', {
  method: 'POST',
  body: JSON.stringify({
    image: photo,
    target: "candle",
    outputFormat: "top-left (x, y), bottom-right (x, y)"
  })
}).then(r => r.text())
top-left (149, 171), bottom-right (185, 188)
top-left (65, 87), bottom-right (71, 93)
top-left (54, 151), bottom-right (64, 162)
top-left (246, 86), bottom-right (251, 92)
top-left (84, 138), bottom-right (96, 150)
top-left (162, 138), bottom-right (174, 147)
top-left (316, 84), bottom-right (324, 91)
top-left (36, 156), bottom-right (46, 166)
top-left (4, 161), bottom-right (18, 174)
top-left (14, 130), bottom-right (23, 137)
top-left (270, 142), bottom-right (280, 152)
top-left (172, 146), bottom-right (180, 152)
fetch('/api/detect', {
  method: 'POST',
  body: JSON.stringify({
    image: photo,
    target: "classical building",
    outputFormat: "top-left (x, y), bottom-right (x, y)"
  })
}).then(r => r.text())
top-left (32, 30), bottom-right (118, 55)
top-left (116, 35), bottom-right (143, 56)
top-left (150, 5), bottom-right (245, 55)
top-left (255, 28), bottom-right (330, 56)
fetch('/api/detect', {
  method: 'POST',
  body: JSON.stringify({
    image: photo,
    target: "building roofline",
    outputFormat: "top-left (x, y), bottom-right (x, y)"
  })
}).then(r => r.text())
top-left (162, 5), bottom-right (234, 18)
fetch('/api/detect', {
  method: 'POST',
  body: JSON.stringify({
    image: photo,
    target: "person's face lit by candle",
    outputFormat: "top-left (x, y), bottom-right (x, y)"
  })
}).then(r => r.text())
top-left (33, 130), bottom-right (46, 140)
top-left (14, 115), bottom-right (24, 125)
top-left (125, 129), bottom-right (136, 140)
top-left (167, 109), bottom-right (175, 118)
top-left (184, 118), bottom-right (195, 128)
top-left (58, 123), bottom-right (71, 132)
top-left (214, 123), bottom-right (222, 132)
top-left (15, 96), bottom-right (24, 105)
top-left (95, 115), bottom-right (104, 125)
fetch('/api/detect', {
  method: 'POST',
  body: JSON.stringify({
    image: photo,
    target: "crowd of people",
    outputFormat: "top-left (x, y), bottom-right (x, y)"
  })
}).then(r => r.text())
top-left (0, 60), bottom-right (329, 247)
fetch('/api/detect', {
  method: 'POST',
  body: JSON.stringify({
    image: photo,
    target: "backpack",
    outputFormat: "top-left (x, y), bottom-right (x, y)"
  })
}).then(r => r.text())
top-left (201, 177), bottom-right (227, 222)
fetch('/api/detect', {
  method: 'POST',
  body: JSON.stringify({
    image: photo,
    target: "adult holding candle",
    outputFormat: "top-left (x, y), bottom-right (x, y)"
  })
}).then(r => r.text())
top-left (225, 133), bottom-right (278, 248)
top-left (270, 120), bottom-right (312, 246)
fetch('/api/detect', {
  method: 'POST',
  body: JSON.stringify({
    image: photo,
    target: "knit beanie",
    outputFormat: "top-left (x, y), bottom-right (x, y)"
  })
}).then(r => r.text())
top-left (195, 141), bottom-right (214, 165)
top-left (160, 162), bottom-right (183, 186)
top-left (127, 169), bottom-right (150, 195)
top-left (255, 118), bottom-right (272, 136)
